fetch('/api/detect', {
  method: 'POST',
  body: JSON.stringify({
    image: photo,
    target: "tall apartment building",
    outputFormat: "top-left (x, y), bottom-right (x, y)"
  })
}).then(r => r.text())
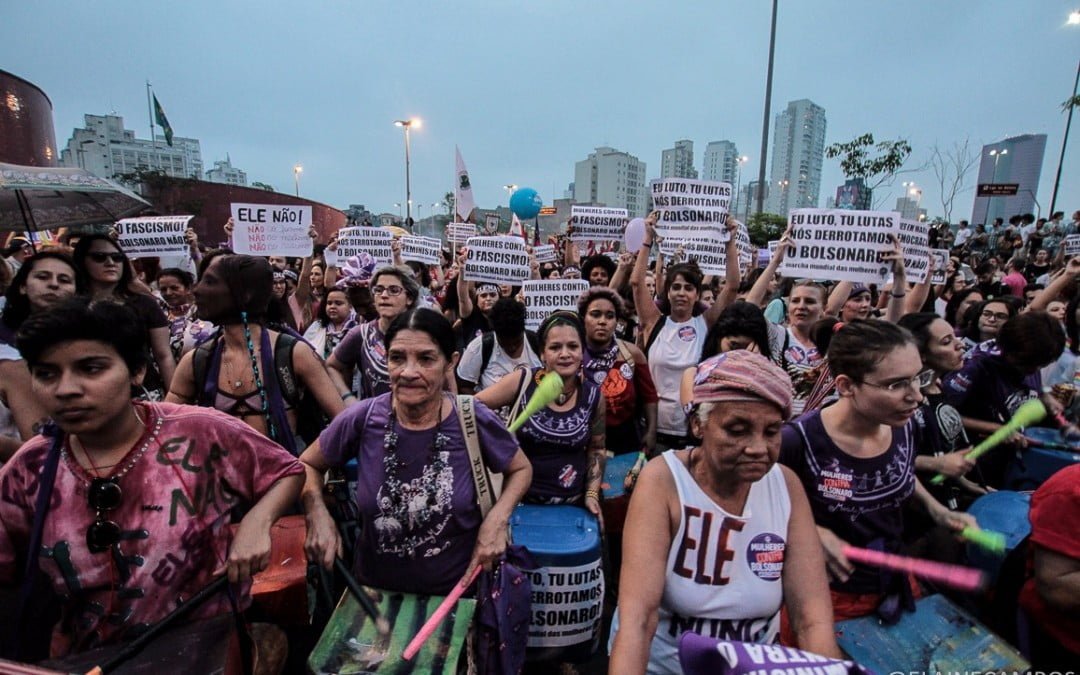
top-left (895, 195), bottom-right (927, 221)
top-left (660, 140), bottom-right (697, 179)
top-left (765, 99), bottom-right (827, 217)
top-left (702, 140), bottom-right (740, 184)
top-left (573, 146), bottom-right (647, 217)
top-left (59, 113), bottom-right (202, 180)
top-left (205, 155), bottom-right (248, 186)
top-left (970, 134), bottom-right (1047, 225)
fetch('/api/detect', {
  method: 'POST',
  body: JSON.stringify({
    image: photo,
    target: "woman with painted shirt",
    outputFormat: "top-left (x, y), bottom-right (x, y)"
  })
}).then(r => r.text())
top-left (0, 251), bottom-right (81, 461)
top-left (609, 351), bottom-right (840, 674)
top-left (303, 285), bottom-right (358, 360)
top-left (780, 320), bottom-right (977, 624)
top-left (157, 268), bottom-right (215, 362)
top-left (631, 212), bottom-right (739, 453)
top-left (327, 266), bottom-right (419, 402)
top-left (943, 312), bottom-right (1073, 488)
top-left (577, 287), bottom-right (658, 457)
top-left (478, 312), bottom-right (606, 520)
top-left (73, 235), bottom-right (175, 399)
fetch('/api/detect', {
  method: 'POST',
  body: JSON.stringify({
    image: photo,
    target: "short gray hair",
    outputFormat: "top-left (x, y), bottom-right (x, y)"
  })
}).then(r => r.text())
top-left (372, 265), bottom-right (420, 306)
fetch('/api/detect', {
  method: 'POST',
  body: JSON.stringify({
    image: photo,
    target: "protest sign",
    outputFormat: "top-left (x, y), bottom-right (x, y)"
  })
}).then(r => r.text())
top-left (400, 235), bottom-right (442, 265)
top-left (447, 222), bottom-right (477, 247)
top-left (650, 178), bottom-right (732, 244)
top-left (679, 224), bottom-right (753, 274)
top-left (930, 249), bottom-right (949, 285)
top-left (483, 213), bottom-right (501, 235)
top-left (1064, 234), bottom-right (1080, 257)
top-left (533, 244), bottom-right (557, 263)
top-left (523, 559), bottom-right (604, 649)
top-left (898, 218), bottom-right (931, 284)
top-left (231, 203), bottom-right (313, 257)
top-left (463, 236), bottom-right (530, 284)
top-left (336, 226), bottom-right (392, 265)
top-left (569, 206), bottom-right (628, 242)
top-left (115, 215), bottom-right (192, 259)
top-left (778, 209), bottom-right (900, 284)
top-left (523, 280), bottom-right (590, 331)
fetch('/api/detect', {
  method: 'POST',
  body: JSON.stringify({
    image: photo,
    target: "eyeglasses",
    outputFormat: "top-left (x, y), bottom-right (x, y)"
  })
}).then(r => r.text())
top-left (87, 252), bottom-right (126, 264)
top-left (980, 309), bottom-right (1011, 322)
top-left (860, 369), bottom-right (935, 394)
top-left (86, 478), bottom-right (122, 553)
top-left (372, 285), bottom-right (405, 297)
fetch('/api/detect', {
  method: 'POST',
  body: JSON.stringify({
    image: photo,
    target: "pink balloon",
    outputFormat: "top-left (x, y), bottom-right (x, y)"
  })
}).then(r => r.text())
top-left (624, 217), bottom-right (646, 252)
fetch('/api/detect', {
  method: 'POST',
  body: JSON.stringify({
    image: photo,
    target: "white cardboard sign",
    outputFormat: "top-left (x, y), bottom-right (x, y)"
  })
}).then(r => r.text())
top-left (230, 203), bottom-right (313, 257)
top-left (898, 218), bottom-right (931, 284)
top-left (1064, 234), bottom-right (1080, 257)
top-left (447, 222), bottom-right (477, 247)
top-left (400, 235), bottom-right (442, 265)
top-left (336, 226), bottom-right (392, 265)
top-left (524, 559), bottom-right (604, 648)
top-left (523, 279), bottom-right (590, 331)
top-left (930, 249), bottom-right (949, 285)
top-left (463, 236), bottom-right (530, 285)
top-left (115, 215), bottom-right (192, 259)
top-left (650, 178), bottom-right (732, 244)
top-left (778, 209), bottom-right (900, 284)
top-left (533, 244), bottom-right (557, 264)
top-left (569, 206), bottom-right (628, 242)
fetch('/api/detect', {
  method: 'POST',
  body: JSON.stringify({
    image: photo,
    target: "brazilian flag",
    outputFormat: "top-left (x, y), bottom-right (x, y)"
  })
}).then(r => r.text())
top-left (153, 94), bottom-right (174, 146)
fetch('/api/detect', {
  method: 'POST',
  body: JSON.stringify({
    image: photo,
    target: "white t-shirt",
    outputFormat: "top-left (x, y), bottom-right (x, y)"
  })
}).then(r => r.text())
top-left (456, 333), bottom-right (541, 391)
top-left (648, 315), bottom-right (707, 437)
top-left (953, 228), bottom-right (972, 247)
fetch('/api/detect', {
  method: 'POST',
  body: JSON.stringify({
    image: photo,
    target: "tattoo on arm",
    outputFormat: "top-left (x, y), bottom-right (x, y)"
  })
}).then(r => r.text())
top-left (586, 434), bottom-right (606, 489)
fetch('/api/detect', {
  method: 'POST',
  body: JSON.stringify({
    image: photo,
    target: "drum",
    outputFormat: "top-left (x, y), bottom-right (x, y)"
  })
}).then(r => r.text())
top-left (248, 515), bottom-right (309, 625)
top-left (600, 453), bottom-right (640, 536)
top-left (837, 594), bottom-right (1029, 672)
top-left (1006, 429), bottom-right (1080, 490)
top-left (965, 491), bottom-right (1030, 582)
top-left (510, 504), bottom-right (604, 663)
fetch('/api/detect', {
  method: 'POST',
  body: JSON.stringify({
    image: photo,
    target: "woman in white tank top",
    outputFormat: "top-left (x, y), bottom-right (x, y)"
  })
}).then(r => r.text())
top-left (609, 351), bottom-right (840, 674)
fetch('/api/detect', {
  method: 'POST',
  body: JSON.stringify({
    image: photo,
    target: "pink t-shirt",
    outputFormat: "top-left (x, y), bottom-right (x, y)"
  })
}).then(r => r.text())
top-left (0, 401), bottom-right (303, 657)
top-left (1001, 271), bottom-right (1026, 298)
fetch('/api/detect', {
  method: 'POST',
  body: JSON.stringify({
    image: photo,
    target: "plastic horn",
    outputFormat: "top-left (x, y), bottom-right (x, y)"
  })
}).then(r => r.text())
top-left (961, 527), bottom-right (1007, 555)
top-left (402, 565), bottom-right (482, 661)
top-left (930, 399), bottom-right (1046, 485)
top-left (842, 545), bottom-right (985, 592)
top-left (508, 371), bottom-right (565, 432)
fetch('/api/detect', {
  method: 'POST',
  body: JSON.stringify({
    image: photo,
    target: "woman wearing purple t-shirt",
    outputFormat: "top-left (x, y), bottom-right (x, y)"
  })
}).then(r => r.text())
top-left (301, 308), bottom-right (532, 596)
top-left (779, 320), bottom-right (976, 624)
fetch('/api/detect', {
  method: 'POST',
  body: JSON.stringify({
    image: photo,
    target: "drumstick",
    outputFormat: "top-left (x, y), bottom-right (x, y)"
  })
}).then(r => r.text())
top-left (402, 565), bottom-right (482, 661)
top-left (335, 558), bottom-right (390, 636)
top-left (842, 545), bottom-right (985, 592)
top-left (508, 371), bottom-right (564, 432)
top-left (930, 399), bottom-right (1046, 485)
top-left (961, 526), bottom-right (1007, 555)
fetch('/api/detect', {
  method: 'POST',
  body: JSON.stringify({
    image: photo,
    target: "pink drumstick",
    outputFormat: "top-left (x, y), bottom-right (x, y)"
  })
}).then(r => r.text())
top-left (402, 565), bottom-right (482, 661)
top-left (842, 545), bottom-right (985, 592)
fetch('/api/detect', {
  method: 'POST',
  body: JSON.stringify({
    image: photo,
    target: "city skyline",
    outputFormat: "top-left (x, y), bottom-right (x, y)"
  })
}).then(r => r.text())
top-left (3, 1), bottom-right (1078, 222)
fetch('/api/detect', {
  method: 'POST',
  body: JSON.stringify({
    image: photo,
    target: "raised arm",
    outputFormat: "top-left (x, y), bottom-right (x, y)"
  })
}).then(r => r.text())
top-left (705, 218), bottom-right (742, 325)
top-left (609, 251), bottom-right (634, 290)
top-left (883, 235), bottom-right (908, 323)
top-left (746, 229), bottom-right (791, 307)
top-left (456, 250), bottom-right (475, 318)
top-left (631, 212), bottom-right (663, 335)
top-left (1028, 257), bottom-right (1080, 313)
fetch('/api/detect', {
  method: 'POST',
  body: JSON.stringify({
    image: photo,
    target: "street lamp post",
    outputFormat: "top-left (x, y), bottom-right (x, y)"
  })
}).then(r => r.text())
top-left (734, 156), bottom-right (749, 219)
top-left (503, 184), bottom-right (518, 205)
top-left (293, 164), bottom-right (303, 197)
top-left (1049, 58), bottom-right (1080, 216)
top-left (756, 0), bottom-right (779, 217)
top-left (431, 202), bottom-right (441, 238)
top-left (394, 118), bottom-right (421, 229)
top-left (987, 148), bottom-right (1008, 224)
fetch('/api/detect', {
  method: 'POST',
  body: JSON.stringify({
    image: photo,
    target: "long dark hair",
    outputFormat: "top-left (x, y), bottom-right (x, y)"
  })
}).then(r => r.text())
top-left (2, 250), bottom-right (83, 333)
top-left (385, 307), bottom-right (456, 362)
top-left (701, 301), bottom-right (771, 360)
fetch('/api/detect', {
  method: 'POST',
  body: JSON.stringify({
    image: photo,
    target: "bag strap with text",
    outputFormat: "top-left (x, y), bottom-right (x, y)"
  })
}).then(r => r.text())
top-left (457, 395), bottom-right (498, 518)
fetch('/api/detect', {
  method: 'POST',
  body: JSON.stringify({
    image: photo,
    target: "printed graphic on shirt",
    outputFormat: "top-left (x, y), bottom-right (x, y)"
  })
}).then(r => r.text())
top-left (746, 533), bottom-right (785, 581)
top-left (373, 451), bottom-right (454, 558)
top-left (678, 325), bottom-right (697, 342)
top-left (672, 506), bottom-right (746, 586)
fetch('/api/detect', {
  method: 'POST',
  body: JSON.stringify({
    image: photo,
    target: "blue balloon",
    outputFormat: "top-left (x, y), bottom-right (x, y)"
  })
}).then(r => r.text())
top-left (509, 187), bottom-right (542, 220)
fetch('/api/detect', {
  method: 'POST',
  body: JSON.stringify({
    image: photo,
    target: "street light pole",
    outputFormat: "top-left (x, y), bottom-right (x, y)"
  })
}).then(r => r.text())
top-left (503, 184), bottom-right (518, 206)
top-left (756, 0), bottom-right (779, 217)
top-left (1049, 58), bottom-right (1080, 216)
top-left (987, 148), bottom-right (1008, 224)
top-left (394, 118), bottom-right (421, 230)
top-left (293, 164), bottom-right (302, 197)
top-left (734, 156), bottom-right (749, 219)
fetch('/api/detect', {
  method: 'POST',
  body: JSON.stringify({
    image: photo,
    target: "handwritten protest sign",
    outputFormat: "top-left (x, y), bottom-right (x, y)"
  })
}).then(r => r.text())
top-left (447, 222), bottom-right (477, 247)
top-left (779, 209), bottom-right (900, 284)
top-left (533, 244), bottom-right (557, 264)
top-left (115, 215), bottom-right (192, 258)
top-left (231, 203), bottom-right (313, 257)
top-left (898, 219), bottom-right (931, 284)
top-left (523, 280), bottom-right (590, 331)
top-left (336, 226), bottom-right (392, 265)
top-left (930, 249), bottom-right (949, 285)
top-left (400, 235), bottom-right (442, 265)
top-left (570, 206), bottom-right (627, 242)
top-left (463, 236), bottom-right (530, 285)
top-left (1064, 234), bottom-right (1080, 257)
top-left (650, 178), bottom-right (732, 244)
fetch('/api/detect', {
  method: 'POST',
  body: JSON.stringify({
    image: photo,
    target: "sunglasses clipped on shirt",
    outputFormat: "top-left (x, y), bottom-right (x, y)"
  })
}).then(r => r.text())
top-left (86, 477), bottom-right (123, 553)
top-left (87, 252), bottom-right (126, 264)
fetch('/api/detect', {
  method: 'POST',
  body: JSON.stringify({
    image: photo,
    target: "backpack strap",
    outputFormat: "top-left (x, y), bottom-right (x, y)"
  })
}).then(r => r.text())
top-left (643, 315), bottom-right (667, 357)
top-left (616, 339), bottom-right (634, 368)
top-left (524, 329), bottom-right (540, 357)
top-left (191, 333), bottom-right (220, 406)
top-left (273, 331), bottom-right (300, 407)
top-left (477, 332), bottom-right (496, 380)
top-left (457, 395), bottom-right (500, 518)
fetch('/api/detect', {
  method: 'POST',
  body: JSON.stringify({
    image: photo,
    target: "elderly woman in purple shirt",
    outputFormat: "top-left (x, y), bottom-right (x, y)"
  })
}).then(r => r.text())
top-left (300, 307), bottom-right (532, 595)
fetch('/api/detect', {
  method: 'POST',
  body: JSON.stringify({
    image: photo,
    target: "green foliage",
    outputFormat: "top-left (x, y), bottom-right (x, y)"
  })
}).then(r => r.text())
top-left (825, 133), bottom-right (912, 185)
top-left (746, 212), bottom-right (787, 246)
top-left (1063, 94), bottom-right (1080, 112)
top-left (251, 181), bottom-right (275, 192)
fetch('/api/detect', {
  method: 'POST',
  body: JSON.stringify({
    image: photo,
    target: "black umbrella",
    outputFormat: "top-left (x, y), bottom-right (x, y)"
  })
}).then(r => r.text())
top-left (0, 162), bottom-right (150, 235)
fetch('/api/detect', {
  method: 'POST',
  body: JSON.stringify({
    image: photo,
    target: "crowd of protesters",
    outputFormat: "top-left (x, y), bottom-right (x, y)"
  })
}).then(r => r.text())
top-left (0, 207), bottom-right (1077, 673)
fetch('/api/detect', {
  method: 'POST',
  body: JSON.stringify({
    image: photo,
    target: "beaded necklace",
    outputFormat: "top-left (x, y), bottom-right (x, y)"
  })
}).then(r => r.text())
top-left (381, 403), bottom-right (450, 557)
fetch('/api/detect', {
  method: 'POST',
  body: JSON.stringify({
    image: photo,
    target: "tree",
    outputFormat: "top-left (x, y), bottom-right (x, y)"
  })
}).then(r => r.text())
top-left (251, 181), bottom-right (275, 192)
top-left (1063, 94), bottom-right (1080, 112)
top-left (746, 212), bottom-right (787, 246)
top-left (928, 138), bottom-right (979, 224)
top-left (825, 133), bottom-right (915, 208)
top-left (443, 190), bottom-right (456, 221)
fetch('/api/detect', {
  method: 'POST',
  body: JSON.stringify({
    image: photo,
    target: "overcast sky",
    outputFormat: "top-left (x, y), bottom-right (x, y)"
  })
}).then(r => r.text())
top-left (4, 0), bottom-right (1079, 221)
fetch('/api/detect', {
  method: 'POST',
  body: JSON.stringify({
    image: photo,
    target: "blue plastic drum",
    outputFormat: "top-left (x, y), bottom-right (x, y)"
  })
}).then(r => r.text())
top-left (511, 504), bottom-right (604, 663)
top-left (965, 491), bottom-right (1030, 582)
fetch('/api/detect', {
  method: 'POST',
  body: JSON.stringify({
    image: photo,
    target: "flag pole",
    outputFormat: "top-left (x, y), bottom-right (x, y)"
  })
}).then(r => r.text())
top-left (146, 80), bottom-right (157, 165)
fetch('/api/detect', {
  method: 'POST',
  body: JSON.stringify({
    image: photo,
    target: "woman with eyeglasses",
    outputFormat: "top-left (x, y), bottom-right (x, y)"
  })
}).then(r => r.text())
top-left (327, 266), bottom-right (419, 402)
top-left (0, 297), bottom-right (303, 661)
top-left (958, 297), bottom-right (1020, 354)
top-left (73, 235), bottom-right (176, 400)
top-left (779, 320), bottom-right (977, 626)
